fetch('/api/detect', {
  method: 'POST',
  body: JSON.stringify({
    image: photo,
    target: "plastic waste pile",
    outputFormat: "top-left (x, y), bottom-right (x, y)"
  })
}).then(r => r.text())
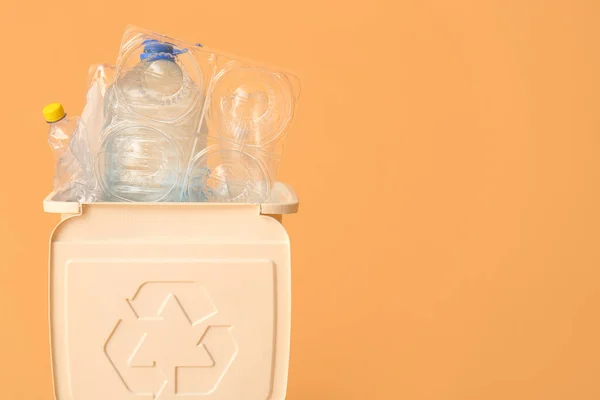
top-left (43, 26), bottom-right (299, 203)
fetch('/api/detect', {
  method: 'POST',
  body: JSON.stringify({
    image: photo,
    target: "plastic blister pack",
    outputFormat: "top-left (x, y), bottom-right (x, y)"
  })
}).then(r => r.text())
top-left (96, 26), bottom-right (300, 203)
top-left (194, 54), bottom-right (300, 203)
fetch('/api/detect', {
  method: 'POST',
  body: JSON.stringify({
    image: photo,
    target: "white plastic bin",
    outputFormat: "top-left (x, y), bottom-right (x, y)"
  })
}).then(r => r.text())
top-left (44, 182), bottom-right (298, 400)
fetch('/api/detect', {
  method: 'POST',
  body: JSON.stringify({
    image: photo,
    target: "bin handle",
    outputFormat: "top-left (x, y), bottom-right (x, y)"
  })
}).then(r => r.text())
top-left (43, 192), bottom-right (82, 215)
top-left (260, 182), bottom-right (299, 215)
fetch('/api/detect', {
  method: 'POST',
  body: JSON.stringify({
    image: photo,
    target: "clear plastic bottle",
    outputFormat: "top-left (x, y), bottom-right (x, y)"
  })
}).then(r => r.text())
top-left (43, 103), bottom-right (94, 202)
top-left (99, 40), bottom-right (201, 202)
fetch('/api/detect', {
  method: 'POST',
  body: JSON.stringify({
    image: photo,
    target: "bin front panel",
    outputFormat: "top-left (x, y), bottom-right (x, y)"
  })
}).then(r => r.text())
top-left (50, 207), bottom-right (291, 400)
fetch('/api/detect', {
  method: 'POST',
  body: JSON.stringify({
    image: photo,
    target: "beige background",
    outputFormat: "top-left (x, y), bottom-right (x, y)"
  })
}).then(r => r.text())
top-left (0, 0), bottom-right (599, 399)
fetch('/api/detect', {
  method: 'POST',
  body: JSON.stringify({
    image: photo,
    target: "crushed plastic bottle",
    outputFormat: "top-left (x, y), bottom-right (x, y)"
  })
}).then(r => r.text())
top-left (98, 40), bottom-right (201, 202)
top-left (43, 103), bottom-right (96, 202)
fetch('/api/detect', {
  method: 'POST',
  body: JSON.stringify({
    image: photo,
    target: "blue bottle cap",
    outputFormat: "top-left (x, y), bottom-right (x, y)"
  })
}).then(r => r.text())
top-left (140, 40), bottom-right (186, 61)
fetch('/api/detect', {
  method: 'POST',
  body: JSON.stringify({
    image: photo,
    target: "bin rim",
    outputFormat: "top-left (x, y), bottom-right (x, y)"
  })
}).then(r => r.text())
top-left (43, 181), bottom-right (299, 215)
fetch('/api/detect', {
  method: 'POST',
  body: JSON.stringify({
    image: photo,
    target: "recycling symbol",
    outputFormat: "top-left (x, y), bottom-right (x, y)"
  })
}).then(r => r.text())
top-left (104, 282), bottom-right (238, 399)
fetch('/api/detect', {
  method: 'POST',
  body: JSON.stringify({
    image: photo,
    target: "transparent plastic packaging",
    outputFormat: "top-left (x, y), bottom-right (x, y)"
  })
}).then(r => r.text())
top-left (98, 26), bottom-right (300, 203)
top-left (187, 146), bottom-right (271, 203)
top-left (192, 44), bottom-right (300, 203)
top-left (84, 65), bottom-right (115, 159)
top-left (88, 63), bottom-right (115, 97)
top-left (99, 32), bottom-right (205, 202)
top-left (46, 111), bottom-right (96, 202)
top-left (77, 64), bottom-right (116, 202)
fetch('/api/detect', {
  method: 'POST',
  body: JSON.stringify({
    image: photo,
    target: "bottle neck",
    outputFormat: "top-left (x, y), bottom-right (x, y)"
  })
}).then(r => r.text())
top-left (48, 114), bottom-right (67, 124)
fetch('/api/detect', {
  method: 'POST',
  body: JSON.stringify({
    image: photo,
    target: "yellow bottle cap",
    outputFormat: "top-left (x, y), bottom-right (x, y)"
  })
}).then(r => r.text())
top-left (43, 102), bottom-right (66, 123)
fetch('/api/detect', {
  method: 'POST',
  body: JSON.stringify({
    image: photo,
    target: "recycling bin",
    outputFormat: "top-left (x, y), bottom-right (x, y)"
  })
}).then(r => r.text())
top-left (43, 182), bottom-right (298, 400)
